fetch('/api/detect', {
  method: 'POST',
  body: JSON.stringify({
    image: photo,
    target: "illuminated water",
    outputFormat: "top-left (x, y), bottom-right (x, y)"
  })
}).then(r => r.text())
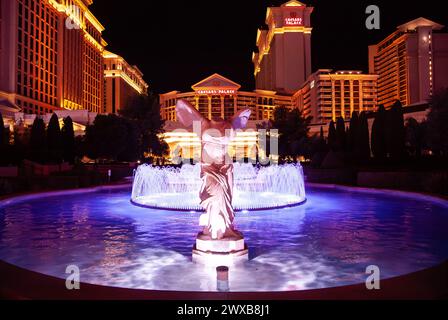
top-left (1, 185), bottom-right (448, 292)
top-left (131, 163), bottom-right (306, 210)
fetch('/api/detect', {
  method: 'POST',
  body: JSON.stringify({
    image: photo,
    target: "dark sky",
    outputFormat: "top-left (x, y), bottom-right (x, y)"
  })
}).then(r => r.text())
top-left (90, 0), bottom-right (447, 94)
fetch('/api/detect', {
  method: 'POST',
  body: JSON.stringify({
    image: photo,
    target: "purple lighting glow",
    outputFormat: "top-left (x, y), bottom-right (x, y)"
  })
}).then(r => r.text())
top-left (131, 163), bottom-right (307, 211)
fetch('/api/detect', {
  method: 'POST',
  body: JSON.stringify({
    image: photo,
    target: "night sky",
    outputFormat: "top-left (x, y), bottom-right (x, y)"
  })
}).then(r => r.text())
top-left (90, 0), bottom-right (447, 94)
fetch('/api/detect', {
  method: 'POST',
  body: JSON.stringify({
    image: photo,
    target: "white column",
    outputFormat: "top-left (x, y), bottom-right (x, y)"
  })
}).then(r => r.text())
top-left (331, 80), bottom-right (336, 122)
top-left (233, 96), bottom-right (238, 115)
top-left (359, 80), bottom-right (364, 112)
top-left (349, 79), bottom-right (354, 117)
top-left (340, 80), bottom-right (345, 119)
top-left (207, 96), bottom-right (212, 120)
top-left (221, 96), bottom-right (225, 119)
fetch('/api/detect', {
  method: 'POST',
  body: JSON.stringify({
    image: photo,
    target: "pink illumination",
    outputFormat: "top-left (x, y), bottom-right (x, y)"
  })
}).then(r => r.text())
top-left (175, 99), bottom-right (251, 240)
top-left (196, 89), bottom-right (236, 95)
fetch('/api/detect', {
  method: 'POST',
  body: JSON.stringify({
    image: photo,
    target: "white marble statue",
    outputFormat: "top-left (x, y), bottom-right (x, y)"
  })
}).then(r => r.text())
top-left (176, 99), bottom-right (251, 240)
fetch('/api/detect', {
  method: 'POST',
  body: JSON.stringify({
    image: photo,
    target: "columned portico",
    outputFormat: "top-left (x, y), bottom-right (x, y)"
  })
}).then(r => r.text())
top-left (159, 73), bottom-right (292, 163)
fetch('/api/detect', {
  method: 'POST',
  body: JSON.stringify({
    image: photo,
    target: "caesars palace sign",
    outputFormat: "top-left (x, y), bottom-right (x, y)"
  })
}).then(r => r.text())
top-left (284, 12), bottom-right (303, 26)
top-left (196, 89), bottom-right (237, 95)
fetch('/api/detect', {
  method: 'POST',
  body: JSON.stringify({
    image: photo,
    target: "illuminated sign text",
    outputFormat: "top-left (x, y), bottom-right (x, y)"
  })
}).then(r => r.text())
top-left (284, 17), bottom-right (303, 26)
top-left (197, 89), bottom-right (236, 95)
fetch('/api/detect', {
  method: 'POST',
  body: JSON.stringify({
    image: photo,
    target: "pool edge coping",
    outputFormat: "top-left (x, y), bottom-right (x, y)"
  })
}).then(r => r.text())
top-left (2, 181), bottom-right (448, 208)
top-left (0, 258), bottom-right (446, 300)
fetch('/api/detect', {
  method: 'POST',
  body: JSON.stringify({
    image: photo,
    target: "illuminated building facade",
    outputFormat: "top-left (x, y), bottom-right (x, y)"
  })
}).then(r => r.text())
top-left (160, 73), bottom-right (292, 122)
top-left (292, 70), bottom-right (378, 126)
top-left (103, 50), bottom-right (149, 114)
top-left (369, 17), bottom-right (448, 108)
top-left (253, 0), bottom-right (313, 94)
top-left (0, 0), bottom-right (106, 116)
top-left (159, 73), bottom-right (292, 161)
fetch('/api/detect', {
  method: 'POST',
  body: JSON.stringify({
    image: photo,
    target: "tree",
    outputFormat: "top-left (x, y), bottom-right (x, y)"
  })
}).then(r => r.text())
top-left (357, 111), bottom-right (371, 162)
top-left (386, 100), bottom-right (406, 160)
top-left (405, 118), bottom-right (426, 158)
top-left (318, 126), bottom-right (328, 152)
top-left (371, 105), bottom-right (387, 161)
top-left (271, 106), bottom-right (311, 160)
top-left (272, 106), bottom-right (290, 159)
top-left (119, 92), bottom-right (167, 159)
top-left (61, 116), bottom-right (75, 164)
top-left (47, 113), bottom-right (63, 164)
top-left (84, 114), bottom-right (128, 161)
top-left (29, 117), bottom-right (47, 164)
top-left (335, 117), bottom-right (346, 152)
top-left (0, 112), bottom-right (8, 166)
top-left (426, 88), bottom-right (448, 156)
top-left (256, 121), bottom-right (274, 162)
top-left (328, 120), bottom-right (337, 151)
top-left (347, 111), bottom-right (359, 153)
top-left (0, 112), bottom-right (5, 150)
top-left (118, 119), bottom-right (140, 162)
top-left (308, 126), bottom-right (329, 168)
top-left (287, 108), bottom-right (311, 158)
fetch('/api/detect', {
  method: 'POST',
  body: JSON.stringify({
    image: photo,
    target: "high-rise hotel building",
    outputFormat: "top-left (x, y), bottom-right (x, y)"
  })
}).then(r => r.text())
top-left (103, 50), bottom-right (149, 115)
top-left (0, 0), bottom-right (106, 116)
top-left (251, 0), bottom-right (377, 129)
top-left (292, 70), bottom-right (378, 125)
top-left (369, 17), bottom-right (448, 108)
top-left (158, 1), bottom-right (378, 159)
top-left (253, 0), bottom-right (313, 94)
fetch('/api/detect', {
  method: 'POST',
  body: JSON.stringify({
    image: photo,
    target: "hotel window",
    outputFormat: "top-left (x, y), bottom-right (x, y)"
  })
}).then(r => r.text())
top-left (198, 96), bottom-right (208, 116)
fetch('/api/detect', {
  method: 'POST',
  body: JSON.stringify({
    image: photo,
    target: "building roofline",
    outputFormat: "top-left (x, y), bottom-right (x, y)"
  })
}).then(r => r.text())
top-left (281, 0), bottom-right (306, 7)
top-left (397, 17), bottom-right (444, 32)
top-left (371, 17), bottom-right (445, 50)
top-left (191, 73), bottom-right (242, 90)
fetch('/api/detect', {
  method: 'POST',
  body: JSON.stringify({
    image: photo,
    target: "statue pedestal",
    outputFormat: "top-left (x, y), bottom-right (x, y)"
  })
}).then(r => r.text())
top-left (192, 232), bottom-right (249, 267)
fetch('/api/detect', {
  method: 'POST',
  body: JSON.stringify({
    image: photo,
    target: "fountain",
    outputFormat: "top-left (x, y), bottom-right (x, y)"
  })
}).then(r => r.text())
top-left (131, 162), bottom-right (307, 211)
top-left (131, 162), bottom-right (306, 266)
top-left (131, 99), bottom-right (307, 267)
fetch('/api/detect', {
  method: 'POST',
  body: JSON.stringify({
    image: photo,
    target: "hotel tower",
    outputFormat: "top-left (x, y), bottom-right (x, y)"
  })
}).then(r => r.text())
top-left (0, 0), bottom-right (106, 115)
top-left (103, 50), bottom-right (149, 115)
top-left (369, 17), bottom-right (448, 108)
top-left (293, 70), bottom-right (378, 125)
top-left (253, 0), bottom-right (313, 94)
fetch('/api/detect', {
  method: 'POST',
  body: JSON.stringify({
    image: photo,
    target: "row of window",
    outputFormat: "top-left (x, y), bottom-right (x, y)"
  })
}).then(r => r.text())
top-left (18, 0), bottom-right (58, 27)
top-left (105, 62), bottom-right (146, 89)
top-left (17, 99), bottom-right (54, 115)
top-left (83, 44), bottom-right (103, 112)
top-left (14, 0), bottom-right (106, 115)
top-left (163, 96), bottom-right (285, 108)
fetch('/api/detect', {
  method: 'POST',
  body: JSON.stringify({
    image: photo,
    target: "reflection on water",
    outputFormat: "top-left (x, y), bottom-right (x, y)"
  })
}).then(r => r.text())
top-left (0, 186), bottom-right (447, 292)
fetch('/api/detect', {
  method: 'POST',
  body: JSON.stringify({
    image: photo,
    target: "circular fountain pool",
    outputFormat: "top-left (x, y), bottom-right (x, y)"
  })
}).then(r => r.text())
top-left (1, 184), bottom-right (448, 292)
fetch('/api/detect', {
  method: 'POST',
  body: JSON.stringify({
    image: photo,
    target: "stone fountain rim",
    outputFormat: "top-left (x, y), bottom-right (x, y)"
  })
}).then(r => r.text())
top-left (129, 197), bottom-right (307, 212)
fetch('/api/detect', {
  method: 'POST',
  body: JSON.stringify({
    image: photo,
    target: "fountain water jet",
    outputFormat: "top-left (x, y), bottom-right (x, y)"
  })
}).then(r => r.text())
top-left (131, 162), bottom-right (306, 212)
